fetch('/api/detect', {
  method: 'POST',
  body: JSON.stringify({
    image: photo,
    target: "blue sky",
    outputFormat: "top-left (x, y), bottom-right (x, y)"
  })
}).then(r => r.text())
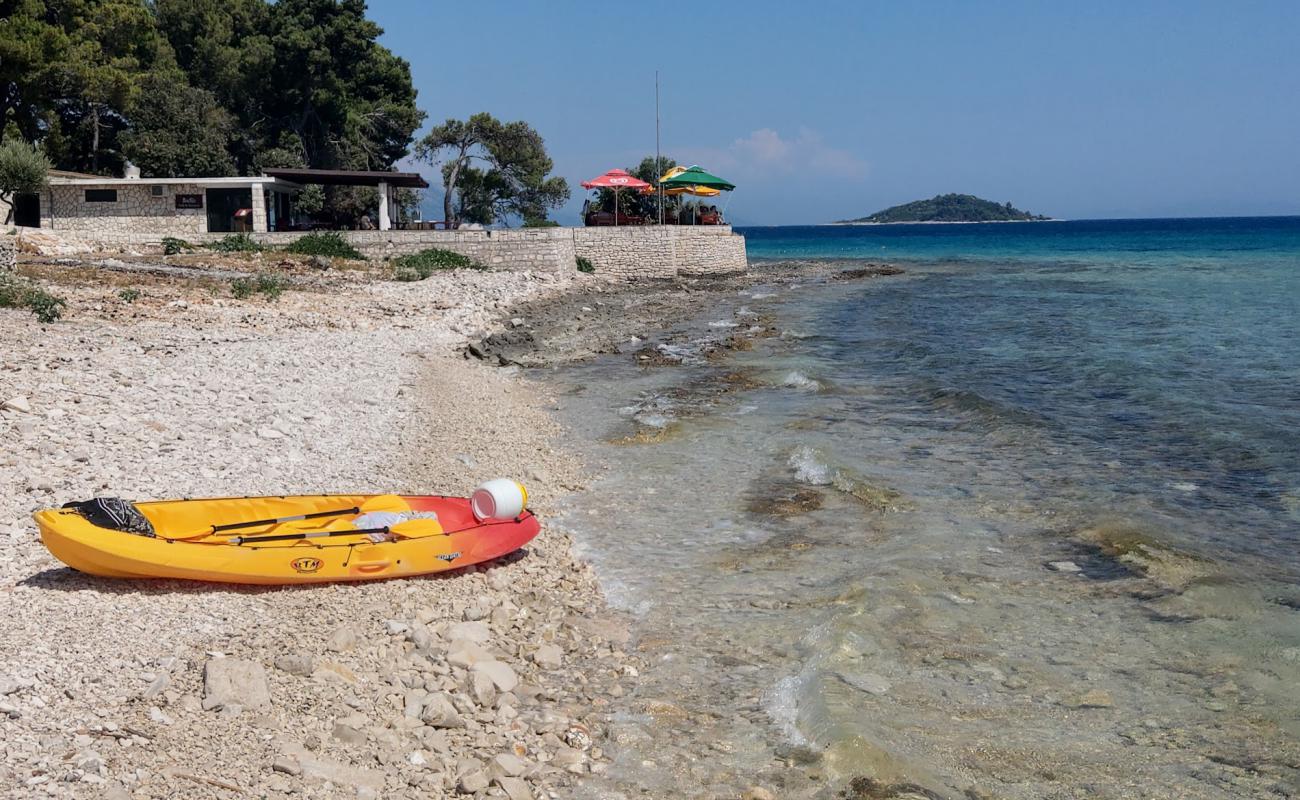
top-left (371, 1), bottom-right (1300, 225)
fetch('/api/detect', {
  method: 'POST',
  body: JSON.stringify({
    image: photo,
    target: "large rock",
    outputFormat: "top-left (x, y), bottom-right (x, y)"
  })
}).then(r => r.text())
top-left (280, 743), bottom-right (384, 792)
top-left (495, 776), bottom-right (533, 800)
top-left (325, 625), bottom-right (358, 652)
top-left (15, 229), bottom-right (92, 256)
top-left (447, 621), bottom-right (491, 644)
top-left (447, 641), bottom-right (495, 668)
top-left (420, 692), bottom-right (464, 728)
top-left (202, 658), bottom-right (270, 711)
top-left (473, 660), bottom-right (519, 693)
top-left (532, 643), bottom-right (563, 669)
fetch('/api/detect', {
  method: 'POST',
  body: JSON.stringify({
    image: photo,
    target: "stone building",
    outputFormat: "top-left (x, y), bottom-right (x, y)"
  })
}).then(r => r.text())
top-left (5, 168), bottom-right (428, 235)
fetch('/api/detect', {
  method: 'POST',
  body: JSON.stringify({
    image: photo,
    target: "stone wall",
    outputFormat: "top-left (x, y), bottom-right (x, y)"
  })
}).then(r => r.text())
top-left (19, 226), bottom-right (748, 279)
top-left (572, 227), bottom-right (678, 280)
top-left (674, 226), bottom-right (749, 277)
top-left (43, 183), bottom-right (209, 236)
top-left (0, 234), bottom-right (15, 273)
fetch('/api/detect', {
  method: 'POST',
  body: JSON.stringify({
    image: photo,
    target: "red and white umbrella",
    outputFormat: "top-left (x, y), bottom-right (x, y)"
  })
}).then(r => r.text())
top-left (580, 169), bottom-right (650, 226)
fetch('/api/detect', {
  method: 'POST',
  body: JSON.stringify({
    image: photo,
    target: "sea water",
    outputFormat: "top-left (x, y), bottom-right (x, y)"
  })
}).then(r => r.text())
top-left (551, 218), bottom-right (1300, 799)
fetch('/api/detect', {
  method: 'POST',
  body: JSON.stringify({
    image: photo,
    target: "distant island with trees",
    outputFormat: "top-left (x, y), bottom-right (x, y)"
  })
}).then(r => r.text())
top-left (838, 193), bottom-right (1052, 224)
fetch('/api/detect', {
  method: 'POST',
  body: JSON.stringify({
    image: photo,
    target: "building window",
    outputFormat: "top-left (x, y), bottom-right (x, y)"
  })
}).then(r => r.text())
top-left (150, 185), bottom-right (165, 197)
top-left (85, 189), bottom-right (118, 203)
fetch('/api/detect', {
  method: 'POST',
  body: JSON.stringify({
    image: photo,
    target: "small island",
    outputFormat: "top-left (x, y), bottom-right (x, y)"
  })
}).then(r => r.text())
top-left (839, 193), bottom-right (1052, 224)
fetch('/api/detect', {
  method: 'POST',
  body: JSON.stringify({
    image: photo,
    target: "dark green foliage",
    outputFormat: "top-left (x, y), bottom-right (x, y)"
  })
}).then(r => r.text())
top-left (117, 287), bottom-right (141, 302)
top-left (391, 248), bottom-right (484, 281)
top-left (847, 194), bottom-right (1051, 223)
top-left (230, 272), bottom-right (283, 301)
top-left (522, 218), bottom-right (560, 228)
top-left (0, 139), bottom-right (50, 223)
top-left (4, 0), bottom-right (422, 224)
top-left (210, 233), bottom-right (262, 252)
top-left (576, 256), bottom-right (595, 274)
top-left (417, 113), bottom-right (569, 227)
top-left (284, 232), bottom-right (363, 260)
top-left (121, 71), bottom-right (236, 177)
top-left (161, 236), bottom-right (190, 255)
top-left (0, 274), bottom-right (67, 323)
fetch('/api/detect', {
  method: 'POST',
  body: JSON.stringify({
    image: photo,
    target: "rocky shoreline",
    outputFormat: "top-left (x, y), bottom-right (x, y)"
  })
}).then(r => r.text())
top-left (1, 251), bottom-right (905, 799)
top-left (0, 252), bottom-right (643, 799)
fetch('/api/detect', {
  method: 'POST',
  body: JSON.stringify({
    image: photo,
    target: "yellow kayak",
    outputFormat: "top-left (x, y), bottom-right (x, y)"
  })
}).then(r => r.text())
top-left (34, 492), bottom-right (540, 585)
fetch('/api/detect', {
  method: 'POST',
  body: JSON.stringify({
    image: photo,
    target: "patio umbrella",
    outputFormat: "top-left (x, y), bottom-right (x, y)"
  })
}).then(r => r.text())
top-left (657, 166), bottom-right (735, 223)
top-left (580, 169), bottom-right (651, 226)
top-left (659, 166), bottom-right (735, 192)
top-left (645, 166), bottom-right (722, 197)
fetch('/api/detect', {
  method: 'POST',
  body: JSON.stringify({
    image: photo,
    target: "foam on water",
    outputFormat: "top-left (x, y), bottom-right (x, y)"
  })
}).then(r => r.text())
top-left (788, 445), bottom-right (833, 485)
top-left (780, 371), bottom-right (823, 391)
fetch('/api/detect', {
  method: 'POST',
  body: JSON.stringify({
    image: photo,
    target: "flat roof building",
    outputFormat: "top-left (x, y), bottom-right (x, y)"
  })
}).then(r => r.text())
top-left (4, 169), bottom-right (428, 235)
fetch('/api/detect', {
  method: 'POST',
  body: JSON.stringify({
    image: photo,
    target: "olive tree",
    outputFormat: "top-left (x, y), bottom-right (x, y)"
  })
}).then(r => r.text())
top-left (417, 113), bottom-right (569, 227)
top-left (0, 139), bottom-right (50, 225)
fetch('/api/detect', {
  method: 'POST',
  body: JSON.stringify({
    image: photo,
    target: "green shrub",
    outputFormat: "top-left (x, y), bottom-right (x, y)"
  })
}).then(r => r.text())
top-left (390, 248), bottom-right (485, 281)
top-left (118, 288), bottom-right (141, 303)
top-left (231, 272), bottom-right (284, 301)
top-left (284, 232), bottom-right (364, 260)
top-left (211, 233), bottom-right (262, 253)
top-left (522, 218), bottom-right (560, 228)
top-left (161, 237), bottom-right (191, 255)
top-left (0, 275), bottom-right (66, 323)
top-left (576, 256), bottom-right (595, 274)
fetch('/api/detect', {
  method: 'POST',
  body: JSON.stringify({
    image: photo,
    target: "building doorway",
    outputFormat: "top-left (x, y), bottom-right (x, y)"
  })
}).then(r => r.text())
top-left (205, 188), bottom-right (252, 233)
top-left (13, 193), bottom-right (40, 227)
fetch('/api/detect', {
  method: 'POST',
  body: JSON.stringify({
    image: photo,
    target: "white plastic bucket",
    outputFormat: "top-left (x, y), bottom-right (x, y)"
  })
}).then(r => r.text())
top-left (471, 479), bottom-right (528, 521)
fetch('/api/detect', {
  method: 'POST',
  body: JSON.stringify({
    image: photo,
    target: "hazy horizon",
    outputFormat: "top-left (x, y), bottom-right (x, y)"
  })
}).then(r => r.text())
top-left (372, 1), bottom-right (1300, 226)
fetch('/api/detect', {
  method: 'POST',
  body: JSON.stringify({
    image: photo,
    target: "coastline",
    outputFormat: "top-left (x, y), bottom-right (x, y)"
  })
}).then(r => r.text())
top-left (476, 247), bottom-right (1300, 800)
top-left (826, 218), bottom-right (1059, 226)
top-left (0, 254), bottom-right (639, 799)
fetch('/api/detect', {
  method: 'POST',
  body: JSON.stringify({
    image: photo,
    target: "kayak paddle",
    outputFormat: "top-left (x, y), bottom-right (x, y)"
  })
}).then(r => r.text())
top-left (168, 494), bottom-right (410, 540)
top-left (228, 518), bottom-right (444, 545)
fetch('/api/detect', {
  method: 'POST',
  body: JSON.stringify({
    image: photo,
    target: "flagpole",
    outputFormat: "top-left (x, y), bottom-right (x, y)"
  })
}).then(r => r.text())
top-left (656, 70), bottom-right (663, 225)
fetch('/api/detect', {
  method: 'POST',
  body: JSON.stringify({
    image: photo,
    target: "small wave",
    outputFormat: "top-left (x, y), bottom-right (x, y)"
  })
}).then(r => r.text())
top-left (751, 291), bottom-right (778, 300)
top-left (782, 371), bottom-right (823, 391)
top-left (656, 343), bottom-right (706, 365)
top-left (789, 445), bottom-right (833, 485)
top-left (762, 674), bottom-right (810, 746)
top-left (633, 412), bottom-right (674, 429)
top-left (708, 320), bottom-right (740, 328)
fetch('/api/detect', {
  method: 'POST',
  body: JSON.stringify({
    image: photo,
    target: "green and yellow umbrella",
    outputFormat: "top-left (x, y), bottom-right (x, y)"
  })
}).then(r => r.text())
top-left (647, 166), bottom-right (722, 197)
top-left (659, 165), bottom-right (736, 192)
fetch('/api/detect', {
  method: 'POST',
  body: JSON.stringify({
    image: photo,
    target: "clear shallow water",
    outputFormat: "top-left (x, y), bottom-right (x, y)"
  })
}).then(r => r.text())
top-left (740, 216), bottom-right (1300, 270)
top-left (553, 219), bottom-right (1300, 799)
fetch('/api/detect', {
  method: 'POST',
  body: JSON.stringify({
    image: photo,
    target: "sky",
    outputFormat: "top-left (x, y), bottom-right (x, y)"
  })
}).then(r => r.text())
top-left (370, 1), bottom-right (1300, 226)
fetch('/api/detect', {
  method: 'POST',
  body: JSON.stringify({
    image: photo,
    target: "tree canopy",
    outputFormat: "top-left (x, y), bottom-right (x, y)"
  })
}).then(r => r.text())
top-left (417, 113), bottom-right (569, 227)
top-left (0, 0), bottom-right (425, 224)
top-left (0, 138), bottom-right (50, 224)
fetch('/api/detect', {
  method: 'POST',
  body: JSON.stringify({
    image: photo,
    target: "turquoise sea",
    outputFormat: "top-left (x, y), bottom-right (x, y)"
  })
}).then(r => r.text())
top-left (557, 217), bottom-right (1300, 799)
top-left (740, 218), bottom-right (1300, 573)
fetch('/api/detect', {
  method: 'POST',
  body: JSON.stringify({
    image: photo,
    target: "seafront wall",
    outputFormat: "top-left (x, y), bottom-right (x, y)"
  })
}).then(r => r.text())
top-left (15, 226), bottom-right (748, 279)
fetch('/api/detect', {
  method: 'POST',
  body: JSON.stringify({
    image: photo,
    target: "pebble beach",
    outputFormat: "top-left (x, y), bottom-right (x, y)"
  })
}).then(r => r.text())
top-left (0, 253), bottom-right (639, 799)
